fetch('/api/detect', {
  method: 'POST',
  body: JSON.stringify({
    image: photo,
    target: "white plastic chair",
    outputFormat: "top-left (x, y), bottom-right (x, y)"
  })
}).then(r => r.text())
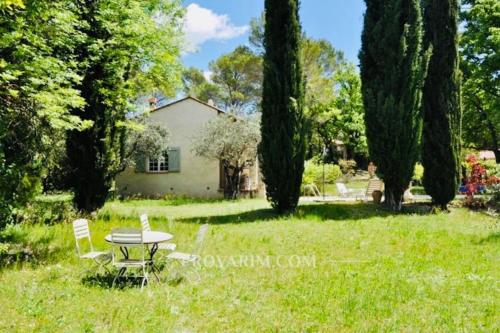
top-left (336, 183), bottom-right (363, 198)
top-left (72, 219), bottom-right (111, 274)
top-left (165, 224), bottom-right (209, 282)
top-left (140, 214), bottom-right (177, 251)
top-left (110, 228), bottom-right (150, 289)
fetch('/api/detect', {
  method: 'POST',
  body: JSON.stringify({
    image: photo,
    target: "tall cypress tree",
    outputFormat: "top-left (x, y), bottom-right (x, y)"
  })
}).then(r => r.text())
top-left (359, 0), bottom-right (430, 211)
top-left (259, 0), bottom-right (306, 214)
top-left (422, 0), bottom-right (461, 209)
top-left (67, 0), bottom-right (183, 212)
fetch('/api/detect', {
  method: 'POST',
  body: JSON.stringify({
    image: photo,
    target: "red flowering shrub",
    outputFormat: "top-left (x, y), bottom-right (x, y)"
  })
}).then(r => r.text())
top-left (461, 155), bottom-right (500, 209)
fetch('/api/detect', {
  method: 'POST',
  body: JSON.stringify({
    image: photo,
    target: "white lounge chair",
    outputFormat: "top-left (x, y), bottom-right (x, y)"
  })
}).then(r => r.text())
top-left (72, 219), bottom-right (111, 274)
top-left (110, 228), bottom-right (150, 289)
top-left (140, 214), bottom-right (177, 252)
top-left (165, 224), bottom-right (209, 282)
top-left (336, 182), bottom-right (364, 198)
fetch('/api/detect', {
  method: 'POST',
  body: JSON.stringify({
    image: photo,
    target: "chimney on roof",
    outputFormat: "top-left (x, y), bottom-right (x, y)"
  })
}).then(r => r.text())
top-left (207, 99), bottom-right (215, 106)
top-left (148, 97), bottom-right (158, 110)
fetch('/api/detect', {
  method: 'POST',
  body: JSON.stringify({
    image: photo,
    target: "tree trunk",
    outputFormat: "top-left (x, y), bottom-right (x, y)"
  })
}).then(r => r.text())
top-left (383, 188), bottom-right (403, 211)
top-left (223, 162), bottom-right (242, 200)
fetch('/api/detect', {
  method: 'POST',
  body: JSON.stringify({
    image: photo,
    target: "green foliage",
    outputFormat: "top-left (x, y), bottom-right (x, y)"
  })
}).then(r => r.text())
top-left (460, 0), bottom-right (500, 163)
top-left (359, 0), bottom-right (430, 211)
top-left (209, 46), bottom-right (263, 115)
top-left (181, 67), bottom-right (222, 103)
top-left (192, 114), bottom-right (261, 199)
top-left (305, 47), bottom-right (367, 162)
top-left (412, 163), bottom-right (424, 185)
top-left (302, 160), bottom-right (342, 185)
top-left (66, 0), bottom-right (184, 212)
top-left (260, 0), bottom-right (306, 214)
top-left (339, 159), bottom-right (357, 178)
top-left (0, 0), bottom-right (86, 225)
top-left (248, 14), bottom-right (367, 162)
top-left (422, 0), bottom-right (461, 208)
top-left (181, 46), bottom-right (262, 115)
top-left (123, 117), bottom-right (170, 170)
top-left (482, 160), bottom-right (499, 177)
top-left (15, 194), bottom-right (77, 225)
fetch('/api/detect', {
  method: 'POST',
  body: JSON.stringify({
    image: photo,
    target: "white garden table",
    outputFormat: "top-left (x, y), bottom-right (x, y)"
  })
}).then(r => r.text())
top-left (105, 231), bottom-right (173, 282)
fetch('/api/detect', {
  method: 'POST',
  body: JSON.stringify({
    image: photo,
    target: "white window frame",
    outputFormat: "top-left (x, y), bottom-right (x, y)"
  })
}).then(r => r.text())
top-left (146, 152), bottom-right (169, 173)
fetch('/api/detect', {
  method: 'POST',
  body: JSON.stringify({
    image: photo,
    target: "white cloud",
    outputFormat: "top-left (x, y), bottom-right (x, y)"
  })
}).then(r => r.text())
top-left (183, 3), bottom-right (249, 52)
top-left (203, 70), bottom-right (213, 81)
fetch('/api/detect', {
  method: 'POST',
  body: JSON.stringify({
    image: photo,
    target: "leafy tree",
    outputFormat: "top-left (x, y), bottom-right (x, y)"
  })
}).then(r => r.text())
top-left (334, 65), bottom-right (368, 160)
top-left (181, 47), bottom-right (262, 115)
top-left (260, 0), bottom-right (306, 214)
top-left (460, 0), bottom-right (500, 162)
top-left (181, 67), bottom-right (221, 103)
top-left (122, 118), bottom-right (170, 171)
top-left (360, 0), bottom-right (430, 211)
top-left (66, 0), bottom-right (183, 212)
top-left (249, 15), bottom-right (366, 163)
top-left (422, 0), bottom-right (461, 209)
top-left (192, 115), bottom-right (260, 199)
top-left (302, 37), bottom-right (345, 105)
top-left (208, 46), bottom-right (262, 115)
top-left (0, 0), bottom-right (85, 224)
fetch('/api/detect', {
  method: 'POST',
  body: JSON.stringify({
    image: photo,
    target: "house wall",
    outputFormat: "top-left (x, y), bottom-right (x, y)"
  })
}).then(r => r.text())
top-left (116, 98), bottom-right (223, 198)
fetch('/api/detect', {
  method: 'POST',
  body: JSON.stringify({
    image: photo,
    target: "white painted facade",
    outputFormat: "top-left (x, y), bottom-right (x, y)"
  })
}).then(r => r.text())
top-left (116, 97), bottom-right (263, 198)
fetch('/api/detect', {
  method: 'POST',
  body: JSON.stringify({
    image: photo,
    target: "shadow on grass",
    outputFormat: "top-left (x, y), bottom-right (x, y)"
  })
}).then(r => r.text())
top-left (0, 224), bottom-right (65, 269)
top-left (81, 273), bottom-right (153, 289)
top-left (175, 202), bottom-right (425, 225)
top-left (475, 232), bottom-right (500, 245)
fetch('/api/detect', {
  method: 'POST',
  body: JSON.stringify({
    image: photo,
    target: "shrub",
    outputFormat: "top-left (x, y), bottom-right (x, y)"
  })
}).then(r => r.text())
top-left (303, 160), bottom-right (342, 186)
top-left (14, 194), bottom-right (77, 225)
top-left (339, 159), bottom-right (357, 178)
top-left (482, 160), bottom-right (499, 177)
top-left (412, 163), bottom-right (424, 185)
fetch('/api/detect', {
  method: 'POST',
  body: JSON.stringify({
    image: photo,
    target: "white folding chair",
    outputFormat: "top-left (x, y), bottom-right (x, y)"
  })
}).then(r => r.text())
top-left (72, 219), bottom-right (111, 274)
top-left (336, 183), bottom-right (362, 197)
top-left (140, 214), bottom-right (177, 251)
top-left (165, 224), bottom-right (209, 282)
top-left (110, 228), bottom-right (149, 289)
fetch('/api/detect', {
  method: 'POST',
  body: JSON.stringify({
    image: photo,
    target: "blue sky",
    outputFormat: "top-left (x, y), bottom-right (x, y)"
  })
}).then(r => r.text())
top-left (181, 0), bottom-right (366, 73)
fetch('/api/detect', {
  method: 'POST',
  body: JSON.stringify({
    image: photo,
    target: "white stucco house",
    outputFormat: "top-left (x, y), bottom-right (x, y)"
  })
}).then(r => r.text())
top-left (116, 96), bottom-right (263, 198)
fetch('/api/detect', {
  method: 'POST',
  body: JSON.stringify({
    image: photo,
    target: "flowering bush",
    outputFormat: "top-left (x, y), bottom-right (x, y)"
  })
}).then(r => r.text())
top-left (460, 155), bottom-right (500, 209)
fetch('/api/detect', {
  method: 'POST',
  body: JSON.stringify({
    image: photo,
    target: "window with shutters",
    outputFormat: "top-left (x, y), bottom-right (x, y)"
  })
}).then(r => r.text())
top-left (147, 151), bottom-right (169, 173)
top-left (146, 148), bottom-right (180, 173)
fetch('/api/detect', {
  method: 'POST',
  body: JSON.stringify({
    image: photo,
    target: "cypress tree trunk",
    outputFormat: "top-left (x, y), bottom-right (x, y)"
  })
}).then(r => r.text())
top-left (259, 0), bottom-right (306, 214)
top-left (422, 0), bottom-right (461, 209)
top-left (359, 0), bottom-right (430, 211)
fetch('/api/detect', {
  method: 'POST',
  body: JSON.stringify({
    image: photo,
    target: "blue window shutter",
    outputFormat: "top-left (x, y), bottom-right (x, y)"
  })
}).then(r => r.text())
top-left (168, 147), bottom-right (180, 172)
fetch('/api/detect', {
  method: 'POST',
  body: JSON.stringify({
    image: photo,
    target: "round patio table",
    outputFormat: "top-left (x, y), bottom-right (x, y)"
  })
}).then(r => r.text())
top-left (105, 231), bottom-right (173, 282)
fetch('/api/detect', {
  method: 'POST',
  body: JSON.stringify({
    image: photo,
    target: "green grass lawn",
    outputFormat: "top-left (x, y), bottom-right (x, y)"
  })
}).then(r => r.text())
top-left (0, 199), bottom-right (499, 331)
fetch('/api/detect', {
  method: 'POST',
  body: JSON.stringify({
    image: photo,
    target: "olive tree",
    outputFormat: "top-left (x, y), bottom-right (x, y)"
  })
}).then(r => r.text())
top-left (121, 117), bottom-right (170, 171)
top-left (192, 115), bottom-right (261, 199)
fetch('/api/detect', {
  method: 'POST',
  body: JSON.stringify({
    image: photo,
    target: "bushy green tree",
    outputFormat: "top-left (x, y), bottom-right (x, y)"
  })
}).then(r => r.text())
top-left (260, 0), bottom-right (306, 214)
top-left (359, 0), bottom-right (430, 211)
top-left (422, 0), bottom-right (461, 209)
top-left (209, 46), bottom-right (263, 115)
top-left (66, 0), bottom-right (183, 212)
top-left (192, 115), bottom-right (260, 199)
top-left (181, 67), bottom-right (222, 103)
top-left (460, 0), bottom-right (499, 162)
top-left (181, 47), bottom-right (263, 115)
top-left (0, 0), bottom-right (86, 224)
